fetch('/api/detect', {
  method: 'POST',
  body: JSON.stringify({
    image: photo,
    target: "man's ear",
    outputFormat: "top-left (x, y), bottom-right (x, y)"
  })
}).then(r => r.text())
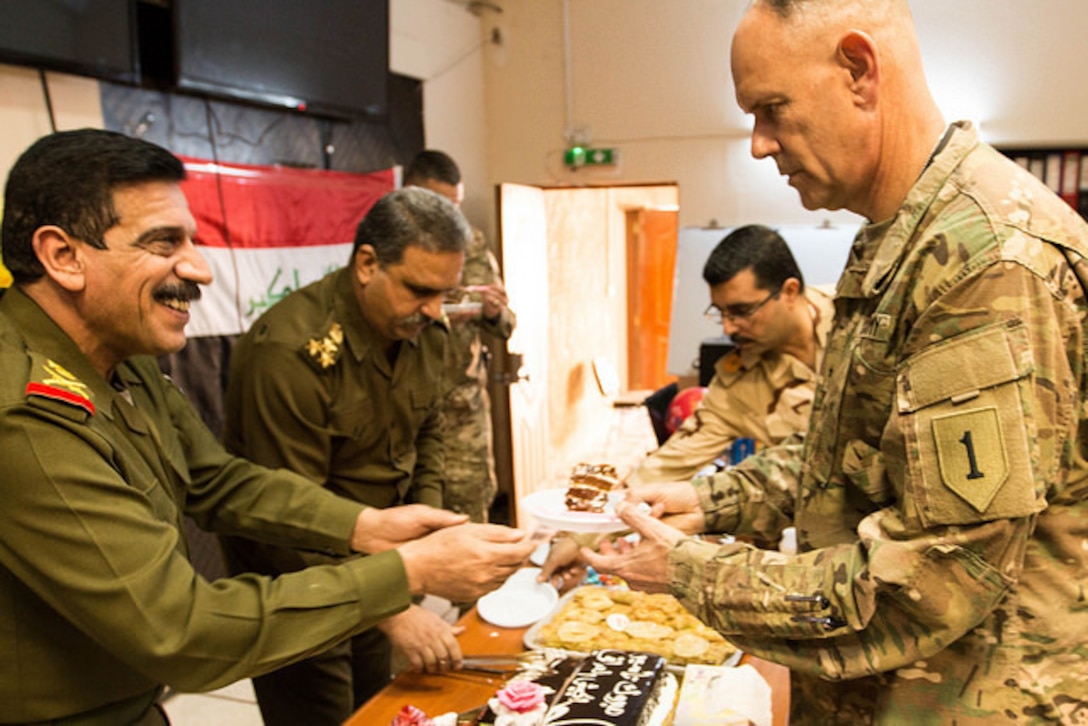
top-left (32, 226), bottom-right (86, 292)
top-left (780, 276), bottom-right (803, 302)
top-left (838, 30), bottom-right (879, 107)
top-left (353, 244), bottom-right (379, 285)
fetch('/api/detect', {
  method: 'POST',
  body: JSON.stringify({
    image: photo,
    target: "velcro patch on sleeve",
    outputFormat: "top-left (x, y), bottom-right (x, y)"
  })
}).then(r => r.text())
top-left (931, 406), bottom-right (1008, 512)
top-left (898, 322), bottom-right (1040, 527)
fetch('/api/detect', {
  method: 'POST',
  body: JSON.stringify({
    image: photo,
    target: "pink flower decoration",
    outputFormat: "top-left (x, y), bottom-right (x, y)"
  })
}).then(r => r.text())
top-left (497, 680), bottom-right (546, 713)
top-left (391, 704), bottom-right (433, 726)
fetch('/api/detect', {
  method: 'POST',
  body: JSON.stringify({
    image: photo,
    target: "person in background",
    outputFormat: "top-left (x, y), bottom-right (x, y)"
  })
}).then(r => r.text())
top-left (541, 224), bottom-right (833, 586)
top-left (584, 0), bottom-right (1088, 721)
top-left (218, 186), bottom-right (487, 723)
top-left (404, 150), bottom-right (516, 524)
top-left (0, 129), bottom-right (534, 725)
top-left (628, 224), bottom-right (832, 488)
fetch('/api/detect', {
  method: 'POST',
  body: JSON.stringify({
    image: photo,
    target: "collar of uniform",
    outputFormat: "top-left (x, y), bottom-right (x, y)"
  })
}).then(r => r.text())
top-left (2, 286), bottom-right (125, 422)
top-left (724, 340), bottom-right (801, 383)
top-left (729, 286), bottom-right (835, 380)
top-left (808, 286), bottom-right (835, 356)
top-left (331, 266), bottom-right (376, 364)
top-left (788, 285), bottom-right (835, 379)
top-left (330, 267), bottom-right (449, 365)
top-left (853, 120), bottom-right (979, 298)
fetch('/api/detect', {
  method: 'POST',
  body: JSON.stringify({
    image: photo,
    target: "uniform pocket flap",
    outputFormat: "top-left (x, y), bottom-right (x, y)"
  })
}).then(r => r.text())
top-left (897, 321), bottom-right (1033, 413)
top-left (410, 385), bottom-right (439, 410)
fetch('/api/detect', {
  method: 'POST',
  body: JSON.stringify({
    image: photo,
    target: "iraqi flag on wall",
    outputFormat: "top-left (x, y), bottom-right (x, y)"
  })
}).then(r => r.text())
top-left (179, 157), bottom-right (397, 337)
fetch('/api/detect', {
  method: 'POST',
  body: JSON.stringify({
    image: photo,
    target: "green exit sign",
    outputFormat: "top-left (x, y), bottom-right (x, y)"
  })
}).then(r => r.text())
top-left (564, 146), bottom-right (618, 167)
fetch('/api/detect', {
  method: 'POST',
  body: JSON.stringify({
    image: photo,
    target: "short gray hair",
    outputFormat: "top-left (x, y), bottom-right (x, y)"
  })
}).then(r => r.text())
top-left (352, 186), bottom-right (470, 265)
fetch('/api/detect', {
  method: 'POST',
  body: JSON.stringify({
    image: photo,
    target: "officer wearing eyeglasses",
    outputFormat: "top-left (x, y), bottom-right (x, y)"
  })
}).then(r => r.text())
top-left (625, 223), bottom-right (834, 492)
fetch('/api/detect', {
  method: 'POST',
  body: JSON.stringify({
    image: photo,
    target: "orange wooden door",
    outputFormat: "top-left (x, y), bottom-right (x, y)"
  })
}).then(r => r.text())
top-left (626, 207), bottom-right (679, 390)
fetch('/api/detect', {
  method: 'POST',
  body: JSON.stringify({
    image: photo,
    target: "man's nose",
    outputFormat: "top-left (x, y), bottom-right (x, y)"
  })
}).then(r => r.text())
top-left (750, 123), bottom-right (779, 160)
top-left (420, 294), bottom-right (445, 321)
top-left (175, 239), bottom-right (213, 285)
top-left (721, 316), bottom-right (741, 337)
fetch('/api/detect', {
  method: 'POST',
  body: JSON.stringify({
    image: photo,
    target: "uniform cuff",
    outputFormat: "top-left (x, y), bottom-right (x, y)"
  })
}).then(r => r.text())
top-left (693, 473), bottom-right (743, 534)
top-left (346, 549), bottom-right (413, 621)
top-left (666, 536), bottom-right (723, 615)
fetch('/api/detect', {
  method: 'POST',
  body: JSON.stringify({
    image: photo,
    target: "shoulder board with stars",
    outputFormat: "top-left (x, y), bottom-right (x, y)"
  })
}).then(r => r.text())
top-left (25, 357), bottom-right (96, 416)
top-left (305, 322), bottom-right (344, 370)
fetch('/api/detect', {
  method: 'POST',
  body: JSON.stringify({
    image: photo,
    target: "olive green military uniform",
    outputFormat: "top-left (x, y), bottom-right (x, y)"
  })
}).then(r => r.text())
top-left (0, 286), bottom-right (410, 724)
top-left (665, 122), bottom-right (1088, 723)
top-left (220, 267), bottom-right (450, 724)
top-left (628, 287), bottom-right (833, 488)
top-left (443, 227), bottom-right (516, 522)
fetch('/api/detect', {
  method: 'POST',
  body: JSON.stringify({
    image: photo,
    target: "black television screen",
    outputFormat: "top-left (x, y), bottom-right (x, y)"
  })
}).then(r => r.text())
top-left (0, 0), bottom-right (138, 84)
top-left (174, 0), bottom-right (389, 120)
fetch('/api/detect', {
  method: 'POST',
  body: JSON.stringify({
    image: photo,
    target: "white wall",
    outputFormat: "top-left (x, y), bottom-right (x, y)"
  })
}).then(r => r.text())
top-left (0, 65), bottom-right (103, 184)
top-left (913, 0), bottom-right (1088, 146)
top-left (482, 0), bottom-right (1088, 232)
top-left (391, 0), bottom-right (493, 232)
top-left (3, 1), bottom-right (1088, 239)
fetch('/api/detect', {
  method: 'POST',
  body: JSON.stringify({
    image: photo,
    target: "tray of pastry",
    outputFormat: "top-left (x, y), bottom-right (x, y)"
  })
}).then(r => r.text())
top-left (523, 585), bottom-right (741, 672)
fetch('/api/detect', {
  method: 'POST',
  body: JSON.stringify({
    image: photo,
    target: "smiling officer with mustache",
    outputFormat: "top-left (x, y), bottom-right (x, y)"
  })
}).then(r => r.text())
top-left (0, 130), bottom-right (534, 725)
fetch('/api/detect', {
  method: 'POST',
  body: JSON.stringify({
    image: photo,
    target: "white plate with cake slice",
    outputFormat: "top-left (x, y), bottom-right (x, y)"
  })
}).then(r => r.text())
top-left (521, 488), bottom-right (630, 533)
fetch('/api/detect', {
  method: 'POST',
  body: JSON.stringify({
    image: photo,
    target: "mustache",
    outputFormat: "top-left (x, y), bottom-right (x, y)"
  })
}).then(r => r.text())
top-left (153, 281), bottom-right (202, 304)
top-left (399, 312), bottom-right (432, 327)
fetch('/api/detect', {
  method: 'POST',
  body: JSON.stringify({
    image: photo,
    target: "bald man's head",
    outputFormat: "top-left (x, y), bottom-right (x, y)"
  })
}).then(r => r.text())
top-left (732, 0), bottom-right (945, 220)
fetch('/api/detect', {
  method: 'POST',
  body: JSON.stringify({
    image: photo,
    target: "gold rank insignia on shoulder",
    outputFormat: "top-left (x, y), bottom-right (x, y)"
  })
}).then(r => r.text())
top-left (306, 322), bottom-right (344, 369)
top-left (26, 357), bottom-right (96, 416)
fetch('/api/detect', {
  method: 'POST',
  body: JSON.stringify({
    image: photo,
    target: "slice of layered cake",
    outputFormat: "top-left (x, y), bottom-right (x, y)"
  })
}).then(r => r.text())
top-left (564, 463), bottom-right (622, 513)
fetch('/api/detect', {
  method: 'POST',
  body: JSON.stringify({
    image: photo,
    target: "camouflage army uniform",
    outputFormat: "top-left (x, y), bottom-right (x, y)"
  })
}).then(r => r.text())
top-left (443, 227), bottom-right (516, 522)
top-left (667, 122), bottom-right (1088, 723)
top-left (628, 287), bottom-right (833, 489)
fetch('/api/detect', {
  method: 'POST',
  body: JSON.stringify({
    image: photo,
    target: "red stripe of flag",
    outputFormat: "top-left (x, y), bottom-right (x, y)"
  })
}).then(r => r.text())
top-left (179, 157), bottom-right (395, 249)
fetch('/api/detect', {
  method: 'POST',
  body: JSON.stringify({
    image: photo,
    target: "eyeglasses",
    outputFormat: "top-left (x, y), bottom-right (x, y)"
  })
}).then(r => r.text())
top-left (704, 286), bottom-right (782, 325)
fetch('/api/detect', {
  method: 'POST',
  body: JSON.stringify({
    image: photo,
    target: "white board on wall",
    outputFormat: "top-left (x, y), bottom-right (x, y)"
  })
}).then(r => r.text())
top-left (667, 223), bottom-right (858, 377)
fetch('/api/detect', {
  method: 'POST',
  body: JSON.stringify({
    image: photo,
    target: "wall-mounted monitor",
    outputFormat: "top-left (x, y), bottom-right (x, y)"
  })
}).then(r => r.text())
top-left (0, 0), bottom-right (139, 84)
top-left (173, 0), bottom-right (389, 120)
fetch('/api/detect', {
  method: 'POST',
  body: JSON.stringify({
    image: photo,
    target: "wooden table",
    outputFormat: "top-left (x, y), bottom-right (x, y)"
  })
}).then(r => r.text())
top-left (345, 607), bottom-right (790, 725)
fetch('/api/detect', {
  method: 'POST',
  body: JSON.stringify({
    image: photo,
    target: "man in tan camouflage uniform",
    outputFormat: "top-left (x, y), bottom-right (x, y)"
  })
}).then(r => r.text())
top-left (586, 0), bottom-right (1088, 722)
top-left (405, 151), bottom-right (516, 523)
top-left (627, 225), bottom-right (833, 489)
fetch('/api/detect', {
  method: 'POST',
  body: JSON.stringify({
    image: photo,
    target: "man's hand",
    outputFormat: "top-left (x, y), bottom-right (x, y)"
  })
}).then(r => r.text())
top-left (398, 523), bottom-right (534, 601)
top-left (377, 604), bottom-right (465, 673)
top-left (351, 505), bottom-right (468, 554)
top-left (536, 535), bottom-right (587, 593)
top-left (624, 481), bottom-right (707, 535)
top-left (581, 501), bottom-right (686, 593)
top-left (467, 282), bottom-right (508, 321)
